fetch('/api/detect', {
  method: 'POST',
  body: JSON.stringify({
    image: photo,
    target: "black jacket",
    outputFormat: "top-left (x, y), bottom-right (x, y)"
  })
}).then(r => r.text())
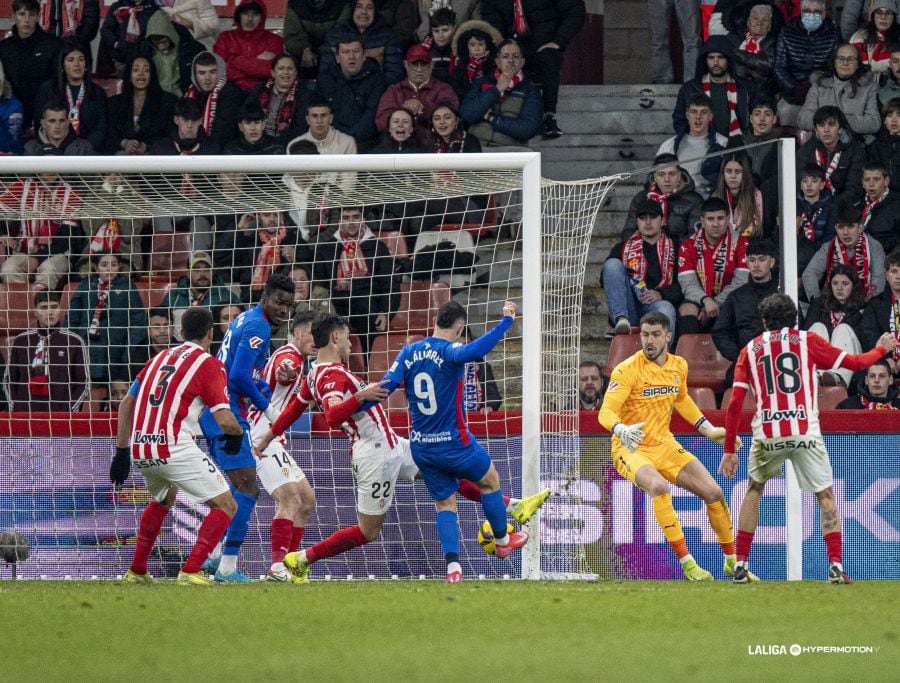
top-left (867, 130), bottom-right (900, 193)
top-left (712, 276), bottom-right (780, 361)
top-left (796, 136), bottom-right (866, 206)
top-left (104, 90), bottom-right (178, 153)
top-left (836, 382), bottom-right (900, 409)
top-left (0, 27), bottom-right (62, 125)
top-left (32, 79), bottom-right (108, 152)
top-left (622, 169), bottom-right (704, 241)
top-left (723, 0), bottom-right (784, 91)
top-left (148, 130), bottom-right (221, 155)
top-left (851, 192), bottom-right (900, 254)
top-left (860, 288), bottom-right (900, 348)
top-left (223, 132), bottom-right (284, 154)
top-left (481, 0), bottom-right (586, 51)
top-left (774, 16), bottom-right (840, 100)
top-left (316, 58), bottom-right (387, 150)
top-left (802, 295), bottom-right (865, 339)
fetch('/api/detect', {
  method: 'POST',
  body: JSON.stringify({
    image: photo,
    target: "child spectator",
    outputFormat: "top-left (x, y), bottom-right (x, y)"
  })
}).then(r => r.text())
top-left (867, 97), bottom-right (900, 192)
top-left (796, 163), bottom-right (837, 273)
top-left (424, 7), bottom-right (458, 83)
top-left (450, 19), bottom-right (501, 97)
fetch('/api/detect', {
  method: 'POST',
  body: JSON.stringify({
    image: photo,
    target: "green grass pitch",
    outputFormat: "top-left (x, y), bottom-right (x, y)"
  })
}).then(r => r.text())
top-left (2, 580), bottom-right (897, 680)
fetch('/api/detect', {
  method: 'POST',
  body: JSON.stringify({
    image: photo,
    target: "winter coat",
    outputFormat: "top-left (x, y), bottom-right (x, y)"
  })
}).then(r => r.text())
top-left (39, 0), bottom-right (100, 47)
top-left (712, 276), bottom-right (781, 361)
top-left (622, 169), bottom-right (704, 241)
top-left (214, 0), bottom-right (285, 91)
top-left (316, 57), bottom-right (388, 149)
top-left (0, 26), bottom-right (62, 125)
top-left (850, 191), bottom-right (900, 254)
top-left (32, 79), bottom-right (107, 152)
top-left (320, 14), bottom-right (405, 84)
top-left (795, 136), bottom-right (866, 205)
top-left (100, 0), bottom-right (159, 65)
top-left (723, 0), bottom-right (785, 87)
top-left (144, 11), bottom-right (206, 96)
top-left (480, 0), bottom-right (586, 51)
top-left (878, 72), bottom-right (900, 105)
top-left (802, 295), bottom-right (866, 340)
top-left (158, 274), bottom-right (237, 311)
top-left (104, 89), bottom-right (178, 153)
top-left (802, 234), bottom-right (885, 301)
top-left (187, 52), bottom-right (246, 148)
top-left (223, 132), bottom-right (284, 154)
top-left (6, 327), bottom-right (89, 411)
top-left (798, 71), bottom-right (881, 135)
top-left (0, 96), bottom-right (24, 154)
top-left (866, 130), bottom-right (900, 192)
top-left (375, 77), bottom-right (459, 130)
top-left (657, 128), bottom-right (728, 197)
top-left (24, 130), bottom-right (94, 155)
top-left (860, 287), bottom-right (900, 347)
top-left (283, 0), bottom-right (351, 58)
top-left (836, 382), bottom-right (900, 409)
top-left (159, 0), bottom-right (222, 49)
top-left (246, 79), bottom-right (311, 144)
top-left (774, 16), bottom-right (840, 100)
top-left (460, 73), bottom-right (542, 145)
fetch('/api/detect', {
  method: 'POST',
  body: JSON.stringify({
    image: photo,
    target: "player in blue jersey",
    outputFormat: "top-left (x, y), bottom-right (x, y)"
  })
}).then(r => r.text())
top-left (198, 273), bottom-right (295, 582)
top-left (380, 300), bottom-right (548, 582)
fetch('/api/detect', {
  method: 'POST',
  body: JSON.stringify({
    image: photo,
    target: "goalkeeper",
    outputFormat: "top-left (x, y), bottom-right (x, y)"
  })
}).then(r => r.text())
top-left (599, 311), bottom-right (742, 581)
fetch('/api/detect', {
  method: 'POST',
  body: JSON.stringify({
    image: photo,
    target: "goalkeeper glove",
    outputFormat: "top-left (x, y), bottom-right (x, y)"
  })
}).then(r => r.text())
top-left (110, 446), bottom-right (131, 487)
top-left (613, 422), bottom-right (645, 452)
top-left (697, 418), bottom-right (743, 451)
top-left (221, 432), bottom-right (245, 455)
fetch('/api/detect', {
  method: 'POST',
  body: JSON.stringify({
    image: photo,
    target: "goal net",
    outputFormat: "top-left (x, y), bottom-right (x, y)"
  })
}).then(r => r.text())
top-left (0, 154), bottom-right (619, 580)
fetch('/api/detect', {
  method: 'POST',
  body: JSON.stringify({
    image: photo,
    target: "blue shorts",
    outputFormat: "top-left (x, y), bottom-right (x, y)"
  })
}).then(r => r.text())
top-left (411, 440), bottom-right (492, 501)
top-left (206, 429), bottom-right (255, 471)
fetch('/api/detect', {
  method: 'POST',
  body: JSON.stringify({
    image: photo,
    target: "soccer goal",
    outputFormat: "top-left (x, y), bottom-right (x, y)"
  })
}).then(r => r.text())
top-left (0, 153), bottom-right (619, 580)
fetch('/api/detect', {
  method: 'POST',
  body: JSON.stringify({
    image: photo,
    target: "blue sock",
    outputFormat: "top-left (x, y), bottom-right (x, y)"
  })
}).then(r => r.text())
top-left (223, 491), bottom-right (256, 555)
top-left (481, 490), bottom-right (508, 541)
top-left (436, 510), bottom-right (460, 563)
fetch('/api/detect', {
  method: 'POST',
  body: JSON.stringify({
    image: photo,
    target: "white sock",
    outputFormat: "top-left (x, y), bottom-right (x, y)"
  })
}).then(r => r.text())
top-left (299, 549), bottom-right (310, 566)
top-left (506, 498), bottom-right (520, 513)
top-left (208, 541), bottom-right (222, 561)
top-left (679, 554), bottom-right (695, 566)
top-left (495, 532), bottom-right (510, 547)
top-left (447, 562), bottom-right (462, 575)
top-left (831, 561), bottom-right (843, 571)
top-left (218, 554), bottom-right (237, 575)
top-left (271, 562), bottom-right (285, 572)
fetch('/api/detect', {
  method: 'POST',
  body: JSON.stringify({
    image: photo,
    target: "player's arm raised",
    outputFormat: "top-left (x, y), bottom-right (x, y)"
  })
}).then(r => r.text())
top-left (446, 301), bottom-right (517, 364)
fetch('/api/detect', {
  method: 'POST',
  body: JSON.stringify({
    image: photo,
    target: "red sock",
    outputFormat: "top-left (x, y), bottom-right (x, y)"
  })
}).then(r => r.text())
top-left (306, 525), bottom-right (367, 564)
top-left (736, 530), bottom-right (754, 563)
top-left (289, 526), bottom-right (305, 553)
top-left (457, 479), bottom-right (510, 506)
top-left (271, 518), bottom-right (294, 564)
top-left (824, 531), bottom-right (842, 565)
top-left (183, 509), bottom-right (231, 574)
top-left (129, 500), bottom-right (169, 575)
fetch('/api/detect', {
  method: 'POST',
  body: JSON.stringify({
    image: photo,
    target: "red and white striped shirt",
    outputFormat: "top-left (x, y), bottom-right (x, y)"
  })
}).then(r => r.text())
top-left (248, 343), bottom-right (305, 446)
top-left (131, 342), bottom-right (230, 459)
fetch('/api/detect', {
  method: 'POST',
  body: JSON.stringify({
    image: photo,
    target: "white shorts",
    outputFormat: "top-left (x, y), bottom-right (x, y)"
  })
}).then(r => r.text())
top-left (352, 437), bottom-right (419, 516)
top-left (256, 444), bottom-right (306, 495)
top-left (134, 442), bottom-right (230, 505)
top-left (748, 434), bottom-right (834, 492)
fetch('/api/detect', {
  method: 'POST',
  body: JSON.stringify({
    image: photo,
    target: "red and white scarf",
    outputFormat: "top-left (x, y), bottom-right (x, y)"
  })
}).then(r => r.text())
top-left (66, 84), bottom-right (85, 136)
top-left (702, 74), bottom-right (740, 135)
top-left (40, 0), bottom-right (83, 38)
top-left (693, 228), bottom-right (738, 296)
top-left (861, 189), bottom-right (888, 227)
top-left (739, 32), bottom-right (761, 54)
top-left (485, 68), bottom-right (523, 104)
top-left (646, 183), bottom-right (671, 224)
top-left (185, 82), bottom-right (223, 137)
top-left (513, 0), bottom-right (529, 35)
top-left (29, 333), bottom-right (50, 397)
top-left (799, 203), bottom-right (824, 242)
top-left (258, 79), bottom-right (298, 136)
top-left (828, 309), bottom-right (846, 329)
top-left (814, 147), bottom-right (841, 194)
top-left (115, 4), bottom-right (146, 43)
top-left (890, 291), bottom-right (900, 361)
top-left (467, 54), bottom-right (489, 82)
top-left (89, 218), bottom-right (122, 254)
top-left (335, 227), bottom-right (372, 289)
top-left (859, 395), bottom-right (897, 409)
top-left (621, 232), bottom-right (676, 289)
top-left (463, 361), bottom-right (484, 411)
top-left (826, 236), bottom-right (872, 298)
top-left (855, 34), bottom-right (891, 70)
top-left (88, 279), bottom-right (110, 337)
top-left (16, 179), bottom-right (77, 254)
top-left (251, 227), bottom-right (287, 292)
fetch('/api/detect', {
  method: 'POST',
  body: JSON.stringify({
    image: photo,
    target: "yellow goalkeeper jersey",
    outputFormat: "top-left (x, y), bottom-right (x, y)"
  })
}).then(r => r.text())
top-left (599, 350), bottom-right (704, 447)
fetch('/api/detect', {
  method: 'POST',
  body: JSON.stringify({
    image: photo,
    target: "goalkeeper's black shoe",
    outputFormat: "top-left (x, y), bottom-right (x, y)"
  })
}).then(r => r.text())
top-left (828, 563), bottom-right (853, 584)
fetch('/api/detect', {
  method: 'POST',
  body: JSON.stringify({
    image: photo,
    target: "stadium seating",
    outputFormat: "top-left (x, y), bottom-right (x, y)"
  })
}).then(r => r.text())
top-left (817, 386), bottom-right (848, 410)
top-left (389, 280), bottom-right (451, 335)
top-left (368, 332), bottom-right (422, 379)
top-left (720, 387), bottom-right (755, 411)
top-left (376, 231), bottom-right (409, 260)
top-left (687, 386), bottom-right (716, 411)
top-left (0, 283), bottom-right (34, 336)
top-left (412, 228), bottom-right (477, 288)
top-left (134, 277), bottom-right (176, 309)
top-left (603, 333), bottom-right (641, 379)
top-left (434, 195), bottom-right (500, 240)
top-left (348, 334), bottom-right (367, 375)
top-left (675, 334), bottom-right (731, 392)
top-left (148, 233), bottom-right (191, 276)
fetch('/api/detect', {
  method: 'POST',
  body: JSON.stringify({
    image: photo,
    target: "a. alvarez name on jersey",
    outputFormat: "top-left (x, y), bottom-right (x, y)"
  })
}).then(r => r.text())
top-left (751, 330), bottom-right (802, 353)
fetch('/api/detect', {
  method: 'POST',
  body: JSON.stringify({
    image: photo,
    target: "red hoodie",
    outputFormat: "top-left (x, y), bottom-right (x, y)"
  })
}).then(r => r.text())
top-left (214, 0), bottom-right (284, 91)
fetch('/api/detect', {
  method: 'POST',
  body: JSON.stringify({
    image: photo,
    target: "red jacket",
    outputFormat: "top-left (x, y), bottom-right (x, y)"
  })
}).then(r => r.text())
top-left (375, 78), bottom-right (459, 131)
top-left (214, 0), bottom-right (284, 91)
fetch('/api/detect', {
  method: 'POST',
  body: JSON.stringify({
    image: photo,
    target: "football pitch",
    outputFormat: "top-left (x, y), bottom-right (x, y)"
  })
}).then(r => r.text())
top-left (2, 580), bottom-right (896, 680)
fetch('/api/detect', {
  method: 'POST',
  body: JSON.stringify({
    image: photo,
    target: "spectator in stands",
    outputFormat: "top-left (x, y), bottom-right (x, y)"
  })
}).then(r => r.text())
top-left (578, 360), bottom-right (604, 410)
top-left (722, 1), bottom-right (784, 99)
top-left (77, 175), bottom-right (148, 275)
top-left (317, 35), bottom-right (388, 150)
top-left (460, 38), bottom-right (542, 147)
top-left (712, 238), bottom-right (779, 383)
top-left (727, 95), bottom-right (780, 229)
top-left (375, 43), bottom-right (458, 132)
top-left (104, 54), bottom-right (178, 155)
top-left (879, 46), bottom-right (900, 104)
top-left (371, 106), bottom-right (425, 151)
top-left (223, 101), bottom-right (284, 154)
top-left (25, 99), bottom-right (93, 155)
top-left (0, 167), bottom-right (83, 290)
top-left (451, 19), bottom-right (501, 97)
top-left (100, 0), bottom-right (158, 71)
top-left (425, 7), bottom-right (458, 83)
top-left (158, 251), bottom-right (237, 328)
top-left (107, 376), bottom-right (131, 410)
top-left (713, 153), bottom-right (764, 238)
top-left (647, 0), bottom-right (701, 84)
top-left (676, 197), bottom-right (749, 335)
top-left (270, 263), bottom-right (334, 348)
top-left (150, 96), bottom-right (221, 155)
top-left (129, 307), bottom-right (177, 372)
top-left (143, 8), bottom-right (206, 97)
top-left (481, 0), bottom-right (585, 139)
top-left (0, 0), bottom-right (62, 130)
top-left (65, 251), bottom-right (147, 388)
top-left (836, 359), bottom-right (900, 408)
top-left (183, 51), bottom-right (245, 148)
top-left (287, 96), bottom-right (358, 157)
top-left (283, 0), bottom-right (351, 79)
top-left (315, 205), bottom-right (399, 354)
top-left (795, 106), bottom-right (865, 206)
top-left (36, 0), bottom-right (99, 48)
top-left (32, 43), bottom-right (107, 152)
top-left (460, 326), bottom-right (503, 413)
top-left (281, 138), bottom-right (338, 243)
top-left (210, 302), bottom-right (245, 356)
top-left (851, 163), bottom-right (900, 254)
top-left (602, 198), bottom-right (681, 336)
top-left (321, 0), bottom-right (405, 84)
top-left (156, 0), bottom-right (222, 50)
top-left (248, 53), bottom-right (310, 146)
top-left (796, 163), bottom-right (836, 273)
top-left (657, 93), bottom-right (727, 198)
top-left (0, 63), bottom-right (24, 155)
top-left (868, 97), bottom-right (900, 191)
top-left (214, 0), bottom-right (285, 92)
top-left (622, 153), bottom-right (703, 241)
top-left (379, 0), bottom-right (419, 44)
top-left (803, 262), bottom-right (867, 387)
top-left (802, 201), bottom-right (885, 302)
top-left (860, 248), bottom-right (900, 378)
top-left (797, 43), bottom-right (881, 135)
top-left (5, 290), bottom-right (88, 412)
top-left (415, 0), bottom-right (482, 42)
top-left (773, 0), bottom-right (839, 126)
top-left (849, 1), bottom-right (898, 75)
top-left (843, 0), bottom-right (882, 41)
top-left (673, 35), bottom-right (749, 139)
top-left (427, 100), bottom-right (480, 151)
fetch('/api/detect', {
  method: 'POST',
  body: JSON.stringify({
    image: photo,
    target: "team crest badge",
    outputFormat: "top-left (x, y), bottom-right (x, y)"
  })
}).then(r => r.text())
top-left (607, 381), bottom-right (619, 392)
top-left (249, 336), bottom-right (264, 349)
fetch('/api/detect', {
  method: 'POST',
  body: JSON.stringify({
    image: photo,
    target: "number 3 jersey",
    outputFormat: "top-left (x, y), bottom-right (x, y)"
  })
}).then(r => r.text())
top-left (131, 343), bottom-right (230, 459)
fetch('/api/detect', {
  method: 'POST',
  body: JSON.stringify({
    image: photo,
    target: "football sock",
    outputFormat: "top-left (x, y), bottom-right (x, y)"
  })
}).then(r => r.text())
top-left (289, 526), bottom-right (305, 553)
top-left (183, 509), bottom-right (231, 574)
top-left (706, 499), bottom-right (735, 556)
top-left (481, 489), bottom-right (509, 541)
top-left (456, 479), bottom-right (511, 507)
top-left (219, 490), bottom-right (257, 573)
top-left (306, 525), bottom-right (367, 564)
top-left (207, 541), bottom-right (223, 561)
top-left (130, 500), bottom-right (169, 575)
top-left (447, 561), bottom-right (462, 575)
top-left (824, 531), bottom-right (842, 565)
top-left (652, 493), bottom-right (689, 559)
top-left (436, 510), bottom-right (461, 560)
top-left (736, 529), bottom-right (754, 563)
top-left (218, 553), bottom-right (237, 575)
top-left (270, 518), bottom-right (293, 564)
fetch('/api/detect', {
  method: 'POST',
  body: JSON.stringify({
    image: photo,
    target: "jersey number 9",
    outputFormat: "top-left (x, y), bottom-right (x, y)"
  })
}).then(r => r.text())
top-left (413, 372), bottom-right (437, 415)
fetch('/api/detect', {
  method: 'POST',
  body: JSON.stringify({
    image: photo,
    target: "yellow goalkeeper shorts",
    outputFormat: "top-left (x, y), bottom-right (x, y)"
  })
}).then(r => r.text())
top-left (612, 439), bottom-right (696, 486)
